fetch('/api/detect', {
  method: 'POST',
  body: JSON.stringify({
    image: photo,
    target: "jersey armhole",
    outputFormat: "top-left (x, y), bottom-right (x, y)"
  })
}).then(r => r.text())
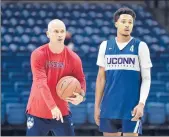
top-left (134, 38), bottom-right (141, 62)
top-left (105, 38), bottom-right (114, 56)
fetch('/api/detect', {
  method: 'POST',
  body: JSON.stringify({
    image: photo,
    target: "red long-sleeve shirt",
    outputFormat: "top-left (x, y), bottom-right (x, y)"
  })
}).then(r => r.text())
top-left (26, 44), bottom-right (86, 119)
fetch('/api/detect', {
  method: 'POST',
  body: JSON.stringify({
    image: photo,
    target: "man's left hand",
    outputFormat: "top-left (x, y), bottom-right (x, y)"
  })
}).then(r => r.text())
top-left (65, 92), bottom-right (84, 105)
top-left (131, 102), bottom-right (145, 121)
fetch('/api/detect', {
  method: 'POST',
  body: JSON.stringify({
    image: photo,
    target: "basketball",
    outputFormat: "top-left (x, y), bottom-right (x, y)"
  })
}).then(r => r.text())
top-left (56, 76), bottom-right (82, 100)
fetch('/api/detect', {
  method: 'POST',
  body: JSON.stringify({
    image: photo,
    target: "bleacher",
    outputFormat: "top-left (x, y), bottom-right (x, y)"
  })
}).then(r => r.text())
top-left (1, 2), bottom-right (169, 136)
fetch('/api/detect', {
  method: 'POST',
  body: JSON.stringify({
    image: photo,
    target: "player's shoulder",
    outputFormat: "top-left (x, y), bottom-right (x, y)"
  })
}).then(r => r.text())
top-left (100, 40), bottom-right (107, 45)
top-left (100, 37), bottom-right (117, 48)
top-left (137, 40), bottom-right (150, 55)
top-left (99, 40), bottom-right (107, 47)
top-left (138, 40), bottom-right (149, 49)
top-left (98, 40), bottom-right (108, 52)
top-left (31, 43), bottom-right (48, 59)
top-left (132, 37), bottom-right (149, 50)
top-left (65, 47), bottom-right (81, 61)
top-left (139, 41), bottom-right (147, 46)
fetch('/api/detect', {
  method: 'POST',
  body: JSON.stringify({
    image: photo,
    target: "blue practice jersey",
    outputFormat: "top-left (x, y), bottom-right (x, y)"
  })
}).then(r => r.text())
top-left (100, 37), bottom-right (141, 120)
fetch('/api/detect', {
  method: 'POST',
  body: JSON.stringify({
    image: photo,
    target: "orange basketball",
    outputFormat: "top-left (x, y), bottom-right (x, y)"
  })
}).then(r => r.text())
top-left (56, 76), bottom-right (82, 100)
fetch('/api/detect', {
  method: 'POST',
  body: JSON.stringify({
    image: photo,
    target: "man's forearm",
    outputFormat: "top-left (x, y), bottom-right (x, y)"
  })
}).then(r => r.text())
top-left (139, 68), bottom-right (151, 105)
top-left (95, 76), bottom-right (105, 109)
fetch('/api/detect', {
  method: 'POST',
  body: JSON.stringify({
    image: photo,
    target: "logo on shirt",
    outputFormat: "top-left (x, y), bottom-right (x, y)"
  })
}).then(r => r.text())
top-left (107, 57), bottom-right (135, 65)
top-left (27, 117), bottom-right (34, 129)
top-left (130, 45), bottom-right (134, 52)
top-left (105, 55), bottom-right (140, 71)
top-left (46, 61), bottom-right (64, 68)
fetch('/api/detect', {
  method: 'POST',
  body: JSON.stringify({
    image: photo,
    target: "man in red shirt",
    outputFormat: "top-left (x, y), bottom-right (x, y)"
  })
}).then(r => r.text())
top-left (26, 19), bottom-right (86, 136)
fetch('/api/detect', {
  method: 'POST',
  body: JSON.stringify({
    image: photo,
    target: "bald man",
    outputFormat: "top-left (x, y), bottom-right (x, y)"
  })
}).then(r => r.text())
top-left (26, 19), bottom-right (86, 136)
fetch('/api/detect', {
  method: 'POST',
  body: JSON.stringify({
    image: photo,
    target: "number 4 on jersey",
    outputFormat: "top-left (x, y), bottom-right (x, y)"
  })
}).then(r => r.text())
top-left (130, 45), bottom-right (134, 52)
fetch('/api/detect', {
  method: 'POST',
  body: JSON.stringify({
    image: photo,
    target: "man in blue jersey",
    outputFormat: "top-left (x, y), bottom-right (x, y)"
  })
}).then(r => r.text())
top-left (95, 7), bottom-right (152, 136)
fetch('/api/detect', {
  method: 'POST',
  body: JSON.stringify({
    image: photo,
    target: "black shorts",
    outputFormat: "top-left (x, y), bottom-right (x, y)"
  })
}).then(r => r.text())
top-left (99, 118), bottom-right (142, 134)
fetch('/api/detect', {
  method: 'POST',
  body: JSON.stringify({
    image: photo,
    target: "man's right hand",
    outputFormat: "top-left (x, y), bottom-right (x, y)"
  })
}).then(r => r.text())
top-left (51, 106), bottom-right (64, 123)
top-left (94, 107), bottom-right (100, 126)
